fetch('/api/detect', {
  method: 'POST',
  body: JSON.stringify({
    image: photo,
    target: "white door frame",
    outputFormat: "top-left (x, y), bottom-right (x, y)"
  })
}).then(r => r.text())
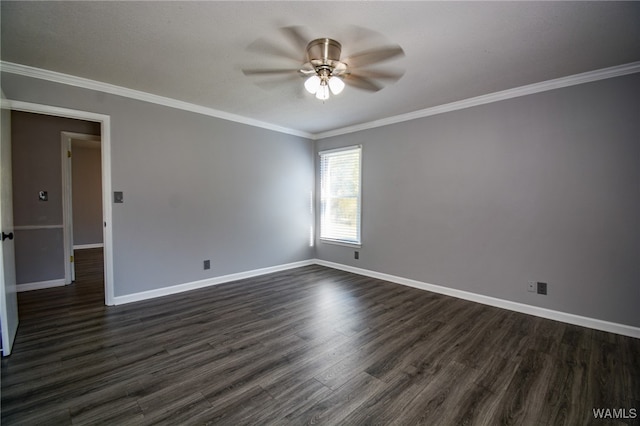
top-left (61, 132), bottom-right (101, 284)
top-left (1, 101), bottom-right (19, 356)
top-left (2, 99), bottom-right (115, 305)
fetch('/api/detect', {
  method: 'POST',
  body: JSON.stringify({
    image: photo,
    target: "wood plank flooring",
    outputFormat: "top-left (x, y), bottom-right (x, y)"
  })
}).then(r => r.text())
top-left (2, 249), bottom-right (639, 425)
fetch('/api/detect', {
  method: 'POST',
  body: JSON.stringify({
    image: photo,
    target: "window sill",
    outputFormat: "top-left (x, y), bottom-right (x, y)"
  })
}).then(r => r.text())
top-left (319, 238), bottom-right (361, 249)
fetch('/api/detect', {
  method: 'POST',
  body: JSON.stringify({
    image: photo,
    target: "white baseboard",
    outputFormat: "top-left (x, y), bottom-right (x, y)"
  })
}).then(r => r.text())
top-left (314, 259), bottom-right (640, 339)
top-left (17, 279), bottom-right (66, 292)
top-left (73, 243), bottom-right (104, 250)
top-left (112, 259), bottom-right (315, 305)
top-left (107, 256), bottom-right (638, 338)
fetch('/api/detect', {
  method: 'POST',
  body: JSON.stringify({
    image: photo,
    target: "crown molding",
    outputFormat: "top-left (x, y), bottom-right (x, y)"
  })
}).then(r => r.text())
top-left (3, 60), bottom-right (639, 141)
top-left (314, 61), bottom-right (640, 140)
top-left (0, 61), bottom-right (313, 139)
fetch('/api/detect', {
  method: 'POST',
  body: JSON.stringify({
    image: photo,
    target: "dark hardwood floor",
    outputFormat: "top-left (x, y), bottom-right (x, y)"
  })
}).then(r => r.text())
top-left (2, 249), bottom-right (639, 425)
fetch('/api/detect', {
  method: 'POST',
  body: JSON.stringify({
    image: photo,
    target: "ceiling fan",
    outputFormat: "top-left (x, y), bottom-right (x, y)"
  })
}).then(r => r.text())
top-left (242, 26), bottom-right (405, 100)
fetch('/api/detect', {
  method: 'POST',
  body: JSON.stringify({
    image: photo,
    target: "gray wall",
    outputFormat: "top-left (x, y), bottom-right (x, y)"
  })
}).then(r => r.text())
top-left (316, 73), bottom-right (640, 327)
top-left (71, 140), bottom-right (103, 246)
top-left (2, 73), bottom-right (314, 296)
top-left (11, 111), bottom-right (100, 284)
top-left (4, 69), bottom-right (638, 328)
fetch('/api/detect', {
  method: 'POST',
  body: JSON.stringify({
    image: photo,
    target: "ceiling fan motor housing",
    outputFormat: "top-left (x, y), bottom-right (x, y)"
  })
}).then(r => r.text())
top-left (306, 38), bottom-right (343, 69)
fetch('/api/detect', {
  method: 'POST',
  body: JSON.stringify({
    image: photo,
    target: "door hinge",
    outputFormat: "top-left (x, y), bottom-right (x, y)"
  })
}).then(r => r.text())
top-left (67, 150), bottom-right (72, 158)
top-left (70, 255), bottom-right (74, 263)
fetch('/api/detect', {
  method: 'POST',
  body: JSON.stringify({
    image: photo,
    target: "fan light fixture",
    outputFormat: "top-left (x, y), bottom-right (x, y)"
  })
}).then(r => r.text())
top-left (302, 38), bottom-right (347, 100)
top-left (304, 72), bottom-right (344, 99)
top-left (242, 29), bottom-right (405, 100)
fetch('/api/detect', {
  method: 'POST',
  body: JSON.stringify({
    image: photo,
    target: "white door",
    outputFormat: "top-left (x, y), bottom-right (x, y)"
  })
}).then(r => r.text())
top-left (62, 133), bottom-right (75, 283)
top-left (0, 104), bottom-right (19, 356)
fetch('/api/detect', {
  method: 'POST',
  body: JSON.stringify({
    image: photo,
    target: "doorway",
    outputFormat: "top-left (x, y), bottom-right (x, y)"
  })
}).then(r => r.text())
top-left (61, 132), bottom-right (103, 285)
top-left (2, 100), bottom-right (113, 308)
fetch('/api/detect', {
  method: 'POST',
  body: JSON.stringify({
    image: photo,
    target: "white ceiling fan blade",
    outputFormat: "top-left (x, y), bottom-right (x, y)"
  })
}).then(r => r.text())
top-left (242, 68), bottom-right (300, 76)
top-left (280, 26), bottom-right (312, 53)
top-left (344, 45), bottom-right (405, 68)
top-left (343, 75), bottom-right (384, 92)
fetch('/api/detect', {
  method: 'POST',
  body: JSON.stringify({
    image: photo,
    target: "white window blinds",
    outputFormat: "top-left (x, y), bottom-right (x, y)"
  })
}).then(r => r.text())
top-left (319, 146), bottom-right (362, 245)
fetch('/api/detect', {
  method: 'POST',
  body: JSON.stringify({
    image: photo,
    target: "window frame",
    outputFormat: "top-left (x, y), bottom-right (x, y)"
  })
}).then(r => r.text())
top-left (318, 145), bottom-right (362, 247)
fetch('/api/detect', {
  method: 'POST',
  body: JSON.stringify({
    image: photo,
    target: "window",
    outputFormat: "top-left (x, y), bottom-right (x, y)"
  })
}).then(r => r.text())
top-left (319, 145), bottom-right (362, 245)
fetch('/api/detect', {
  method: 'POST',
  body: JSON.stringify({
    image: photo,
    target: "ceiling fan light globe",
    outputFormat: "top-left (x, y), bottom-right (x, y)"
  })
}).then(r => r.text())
top-left (304, 75), bottom-right (321, 94)
top-left (315, 84), bottom-right (330, 100)
top-left (328, 76), bottom-right (345, 95)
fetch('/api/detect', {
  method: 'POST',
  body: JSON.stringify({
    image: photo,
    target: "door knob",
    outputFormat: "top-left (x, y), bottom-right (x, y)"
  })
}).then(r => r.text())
top-left (2, 232), bottom-right (13, 241)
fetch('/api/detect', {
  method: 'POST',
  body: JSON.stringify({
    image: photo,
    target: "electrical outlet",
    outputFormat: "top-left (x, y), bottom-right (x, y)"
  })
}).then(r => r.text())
top-left (537, 282), bottom-right (547, 295)
top-left (354, 251), bottom-right (359, 260)
top-left (203, 260), bottom-right (210, 270)
top-left (528, 281), bottom-right (536, 292)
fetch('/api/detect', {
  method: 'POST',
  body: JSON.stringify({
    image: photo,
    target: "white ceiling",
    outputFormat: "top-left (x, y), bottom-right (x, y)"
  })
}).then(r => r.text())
top-left (2, 1), bottom-right (640, 136)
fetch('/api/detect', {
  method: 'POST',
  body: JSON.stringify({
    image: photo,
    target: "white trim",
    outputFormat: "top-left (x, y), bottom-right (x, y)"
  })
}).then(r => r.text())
top-left (17, 279), bottom-right (66, 292)
top-left (63, 132), bottom-right (101, 143)
top-left (84, 249), bottom-right (639, 337)
top-left (102, 115), bottom-right (114, 306)
top-left (14, 225), bottom-right (63, 230)
top-left (3, 60), bottom-right (638, 141)
top-left (313, 259), bottom-right (640, 339)
top-left (112, 259), bottom-right (315, 305)
top-left (0, 61), bottom-right (313, 140)
top-left (314, 61), bottom-right (640, 139)
top-left (73, 243), bottom-right (104, 250)
top-left (2, 99), bottom-right (115, 306)
top-left (318, 144), bottom-right (362, 155)
top-left (318, 239), bottom-right (362, 249)
top-left (3, 99), bottom-right (104, 123)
